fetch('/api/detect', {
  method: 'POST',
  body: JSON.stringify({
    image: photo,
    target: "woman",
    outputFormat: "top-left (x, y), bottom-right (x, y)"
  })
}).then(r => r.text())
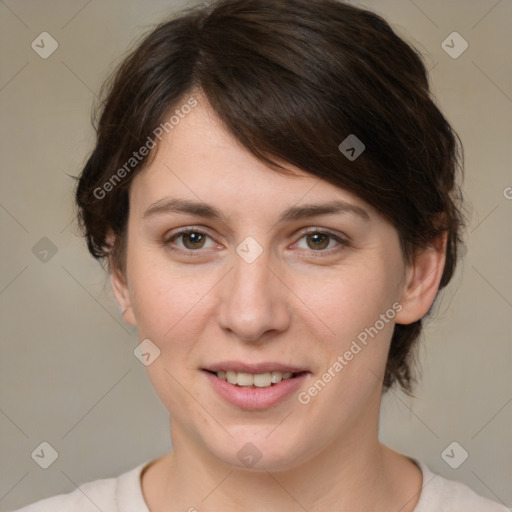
top-left (13, 0), bottom-right (507, 510)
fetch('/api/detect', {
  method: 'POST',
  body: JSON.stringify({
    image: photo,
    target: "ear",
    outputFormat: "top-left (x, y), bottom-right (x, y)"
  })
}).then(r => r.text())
top-left (110, 267), bottom-right (137, 326)
top-left (395, 232), bottom-right (447, 325)
top-left (107, 232), bottom-right (137, 326)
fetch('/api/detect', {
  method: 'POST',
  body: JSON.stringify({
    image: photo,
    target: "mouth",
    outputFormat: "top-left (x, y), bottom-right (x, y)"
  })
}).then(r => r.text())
top-left (203, 369), bottom-right (308, 388)
top-left (201, 362), bottom-right (310, 409)
top-left (202, 366), bottom-right (310, 410)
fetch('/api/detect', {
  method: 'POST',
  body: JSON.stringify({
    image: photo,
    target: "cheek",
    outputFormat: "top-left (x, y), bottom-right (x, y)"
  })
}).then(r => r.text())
top-left (292, 266), bottom-right (400, 429)
top-left (126, 242), bottom-right (201, 336)
top-left (294, 259), bottom-right (401, 351)
top-left (125, 250), bottom-right (216, 414)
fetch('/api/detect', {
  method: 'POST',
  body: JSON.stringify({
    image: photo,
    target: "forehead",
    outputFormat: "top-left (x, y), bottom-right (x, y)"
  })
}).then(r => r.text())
top-left (129, 96), bottom-right (376, 221)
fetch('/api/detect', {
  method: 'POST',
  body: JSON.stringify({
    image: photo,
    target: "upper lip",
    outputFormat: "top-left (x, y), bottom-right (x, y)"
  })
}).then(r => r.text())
top-left (203, 361), bottom-right (309, 374)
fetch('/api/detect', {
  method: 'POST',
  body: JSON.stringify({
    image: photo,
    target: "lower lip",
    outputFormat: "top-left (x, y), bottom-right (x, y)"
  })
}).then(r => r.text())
top-left (203, 371), bottom-right (308, 410)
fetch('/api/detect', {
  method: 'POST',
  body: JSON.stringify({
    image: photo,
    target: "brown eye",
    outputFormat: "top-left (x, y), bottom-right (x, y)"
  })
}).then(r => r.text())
top-left (165, 228), bottom-right (215, 253)
top-left (181, 231), bottom-right (207, 250)
top-left (294, 230), bottom-right (348, 255)
top-left (306, 233), bottom-right (330, 250)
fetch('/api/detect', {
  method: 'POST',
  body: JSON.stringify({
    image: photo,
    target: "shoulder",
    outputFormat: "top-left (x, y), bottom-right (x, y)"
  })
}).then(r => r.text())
top-left (9, 460), bottom-right (152, 512)
top-left (10, 477), bottom-right (117, 512)
top-left (413, 459), bottom-right (509, 512)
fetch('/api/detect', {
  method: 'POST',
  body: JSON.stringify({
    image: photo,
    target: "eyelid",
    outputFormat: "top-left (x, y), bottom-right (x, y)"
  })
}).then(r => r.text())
top-left (298, 227), bottom-right (348, 240)
top-left (163, 226), bottom-right (217, 248)
top-left (291, 227), bottom-right (349, 253)
top-left (163, 226), bottom-right (349, 255)
top-left (164, 225), bottom-right (348, 242)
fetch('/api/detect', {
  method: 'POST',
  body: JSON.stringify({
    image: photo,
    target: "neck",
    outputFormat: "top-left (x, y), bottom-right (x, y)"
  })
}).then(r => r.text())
top-left (142, 411), bottom-right (422, 512)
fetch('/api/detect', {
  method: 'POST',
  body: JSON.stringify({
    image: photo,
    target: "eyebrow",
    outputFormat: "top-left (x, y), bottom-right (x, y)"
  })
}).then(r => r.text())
top-left (143, 197), bottom-right (370, 223)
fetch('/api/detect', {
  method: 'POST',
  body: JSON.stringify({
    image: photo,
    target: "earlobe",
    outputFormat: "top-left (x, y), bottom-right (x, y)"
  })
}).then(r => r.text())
top-left (395, 232), bottom-right (447, 325)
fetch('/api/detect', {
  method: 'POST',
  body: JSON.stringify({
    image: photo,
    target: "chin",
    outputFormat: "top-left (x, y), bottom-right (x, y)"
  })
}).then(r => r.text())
top-left (205, 427), bottom-right (312, 473)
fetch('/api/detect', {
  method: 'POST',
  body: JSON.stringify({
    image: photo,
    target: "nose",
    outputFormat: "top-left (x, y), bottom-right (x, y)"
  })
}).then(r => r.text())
top-left (216, 250), bottom-right (291, 343)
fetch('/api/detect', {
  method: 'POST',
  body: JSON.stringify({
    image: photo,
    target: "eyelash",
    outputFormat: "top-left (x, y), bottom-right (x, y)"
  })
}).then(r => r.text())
top-left (163, 227), bottom-right (349, 258)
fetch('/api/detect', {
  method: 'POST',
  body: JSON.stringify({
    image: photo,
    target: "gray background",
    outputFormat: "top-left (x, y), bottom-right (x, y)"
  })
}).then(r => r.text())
top-left (1, 0), bottom-right (511, 509)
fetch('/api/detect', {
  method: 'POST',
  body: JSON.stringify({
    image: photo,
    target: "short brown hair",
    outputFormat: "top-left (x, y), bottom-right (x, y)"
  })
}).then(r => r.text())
top-left (75, 0), bottom-right (465, 394)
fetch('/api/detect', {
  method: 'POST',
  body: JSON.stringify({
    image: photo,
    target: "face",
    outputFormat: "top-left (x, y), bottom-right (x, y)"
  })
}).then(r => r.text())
top-left (113, 96), bottom-right (439, 471)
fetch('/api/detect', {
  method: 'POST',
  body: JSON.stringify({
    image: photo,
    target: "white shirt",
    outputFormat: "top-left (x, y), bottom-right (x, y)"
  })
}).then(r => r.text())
top-left (10, 458), bottom-right (509, 511)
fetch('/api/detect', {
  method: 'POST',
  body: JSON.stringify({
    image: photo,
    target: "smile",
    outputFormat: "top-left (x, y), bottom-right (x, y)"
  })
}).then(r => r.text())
top-left (202, 364), bottom-right (310, 410)
top-left (211, 370), bottom-right (301, 388)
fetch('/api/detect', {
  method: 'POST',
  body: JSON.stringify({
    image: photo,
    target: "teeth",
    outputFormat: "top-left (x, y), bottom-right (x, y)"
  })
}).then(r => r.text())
top-left (237, 372), bottom-right (254, 386)
top-left (216, 370), bottom-right (296, 387)
top-left (253, 373), bottom-right (272, 387)
top-left (226, 370), bottom-right (237, 385)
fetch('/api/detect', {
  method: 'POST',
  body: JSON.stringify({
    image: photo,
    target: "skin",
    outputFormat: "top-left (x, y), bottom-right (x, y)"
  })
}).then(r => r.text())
top-left (111, 94), bottom-right (447, 512)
